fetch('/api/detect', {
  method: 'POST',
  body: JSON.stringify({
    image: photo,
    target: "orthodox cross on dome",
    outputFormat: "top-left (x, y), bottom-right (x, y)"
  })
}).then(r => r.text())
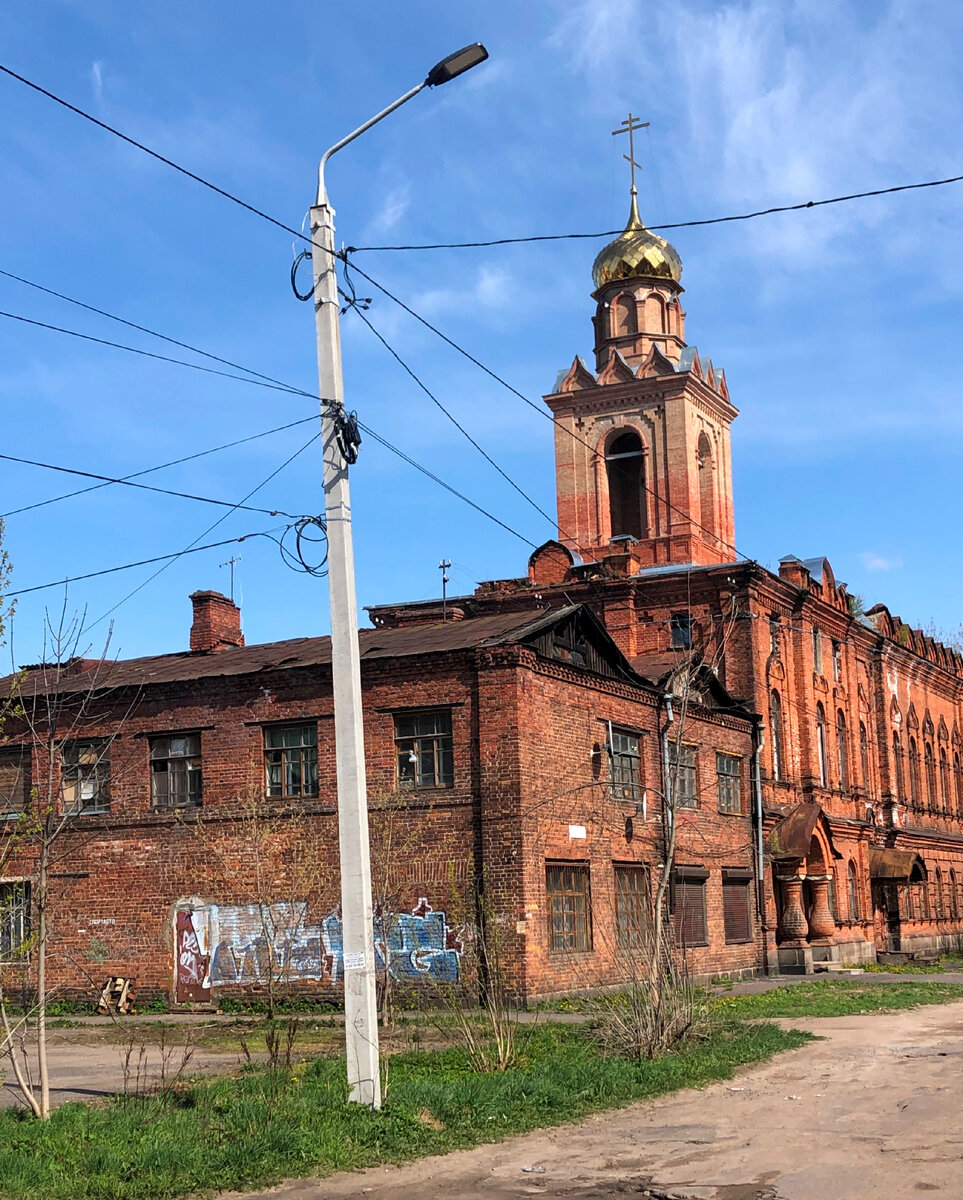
top-left (611, 113), bottom-right (649, 196)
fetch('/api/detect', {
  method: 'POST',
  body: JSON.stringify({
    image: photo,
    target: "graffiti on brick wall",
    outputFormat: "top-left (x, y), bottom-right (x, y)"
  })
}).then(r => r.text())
top-left (180, 897), bottom-right (461, 987)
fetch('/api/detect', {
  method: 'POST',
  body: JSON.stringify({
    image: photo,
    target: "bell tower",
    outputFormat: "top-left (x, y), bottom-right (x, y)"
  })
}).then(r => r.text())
top-left (545, 143), bottom-right (737, 570)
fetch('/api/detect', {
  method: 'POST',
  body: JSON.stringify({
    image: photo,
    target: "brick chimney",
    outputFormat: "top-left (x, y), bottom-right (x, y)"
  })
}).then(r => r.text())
top-left (189, 590), bottom-right (244, 653)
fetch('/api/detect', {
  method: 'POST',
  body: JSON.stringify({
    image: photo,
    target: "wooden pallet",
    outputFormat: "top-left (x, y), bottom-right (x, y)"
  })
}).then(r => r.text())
top-left (97, 976), bottom-right (136, 1015)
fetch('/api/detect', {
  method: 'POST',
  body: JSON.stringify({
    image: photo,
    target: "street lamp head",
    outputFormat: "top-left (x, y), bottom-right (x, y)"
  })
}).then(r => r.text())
top-left (425, 43), bottom-right (489, 87)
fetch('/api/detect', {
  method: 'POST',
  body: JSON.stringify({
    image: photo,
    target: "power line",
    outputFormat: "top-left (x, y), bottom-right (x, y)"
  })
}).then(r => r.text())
top-left (0, 451), bottom-right (304, 519)
top-left (0, 308), bottom-right (310, 397)
top-left (0, 270), bottom-right (539, 552)
top-left (0, 415), bottom-right (317, 520)
top-left (5, 528), bottom-right (286, 598)
top-left (349, 171), bottom-right (963, 252)
top-left (355, 420), bottom-right (537, 549)
top-left (0, 267), bottom-right (313, 395)
top-left (0, 63), bottom-right (304, 244)
top-left (81, 432), bottom-right (321, 634)
top-left (349, 304), bottom-right (566, 538)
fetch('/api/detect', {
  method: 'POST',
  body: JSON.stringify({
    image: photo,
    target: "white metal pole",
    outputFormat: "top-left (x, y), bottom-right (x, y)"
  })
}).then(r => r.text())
top-left (310, 195), bottom-right (381, 1109)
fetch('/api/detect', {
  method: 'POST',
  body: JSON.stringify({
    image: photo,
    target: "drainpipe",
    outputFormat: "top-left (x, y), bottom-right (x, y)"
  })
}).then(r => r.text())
top-left (660, 695), bottom-right (674, 865)
top-left (752, 718), bottom-right (770, 975)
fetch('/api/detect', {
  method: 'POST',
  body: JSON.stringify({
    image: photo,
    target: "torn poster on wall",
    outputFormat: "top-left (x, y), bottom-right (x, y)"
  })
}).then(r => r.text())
top-left (176, 898), bottom-right (462, 989)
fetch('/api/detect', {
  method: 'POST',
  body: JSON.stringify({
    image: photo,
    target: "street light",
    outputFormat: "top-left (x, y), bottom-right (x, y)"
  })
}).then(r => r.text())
top-left (309, 43), bottom-right (488, 1110)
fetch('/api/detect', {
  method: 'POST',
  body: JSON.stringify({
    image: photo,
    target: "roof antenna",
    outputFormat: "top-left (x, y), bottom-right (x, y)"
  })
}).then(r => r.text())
top-left (439, 558), bottom-right (451, 622)
top-left (220, 555), bottom-right (241, 603)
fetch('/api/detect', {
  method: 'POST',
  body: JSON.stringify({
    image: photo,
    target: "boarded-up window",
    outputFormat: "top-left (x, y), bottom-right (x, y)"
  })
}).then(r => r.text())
top-left (546, 863), bottom-right (592, 953)
top-left (722, 871), bottom-right (753, 943)
top-left (62, 740), bottom-right (110, 815)
top-left (671, 870), bottom-right (708, 947)
top-left (0, 749), bottom-right (28, 818)
top-left (614, 864), bottom-right (650, 949)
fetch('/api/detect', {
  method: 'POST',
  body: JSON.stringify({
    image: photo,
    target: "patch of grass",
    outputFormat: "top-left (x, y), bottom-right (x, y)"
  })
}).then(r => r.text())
top-left (0, 1020), bottom-right (811, 1200)
top-left (709, 979), bottom-right (963, 1019)
top-left (859, 955), bottom-right (963, 975)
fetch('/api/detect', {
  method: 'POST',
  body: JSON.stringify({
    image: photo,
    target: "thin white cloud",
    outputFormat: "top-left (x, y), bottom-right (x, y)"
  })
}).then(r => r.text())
top-left (367, 184), bottom-right (410, 236)
top-left (860, 552), bottom-right (903, 572)
top-left (90, 61), bottom-right (104, 104)
top-left (415, 264), bottom-right (514, 315)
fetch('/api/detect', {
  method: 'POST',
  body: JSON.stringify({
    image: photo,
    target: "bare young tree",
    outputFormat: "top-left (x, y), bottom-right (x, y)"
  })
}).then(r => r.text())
top-left (0, 596), bottom-right (134, 1118)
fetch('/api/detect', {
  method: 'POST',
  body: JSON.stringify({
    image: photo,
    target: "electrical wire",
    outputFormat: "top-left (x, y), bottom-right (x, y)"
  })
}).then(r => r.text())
top-left (0, 275), bottom-right (540, 552)
top-left (0, 451), bottom-right (303, 519)
top-left (5, 528), bottom-right (286, 598)
top-left (348, 303), bottom-right (567, 538)
top-left (355, 420), bottom-right (537, 549)
top-left (348, 171), bottom-right (963, 252)
top-left (80, 431), bottom-right (321, 635)
top-left (0, 308), bottom-right (311, 397)
top-left (0, 415), bottom-right (317, 520)
top-left (0, 267), bottom-right (313, 395)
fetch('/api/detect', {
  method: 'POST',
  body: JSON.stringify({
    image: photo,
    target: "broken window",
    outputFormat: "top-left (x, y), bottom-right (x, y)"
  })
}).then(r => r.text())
top-left (394, 710), bottom-right (453, 789)
top-left (546, 863), bottom-right (592, 953)
top-left (264, 724), bottom-right (318, 799)
top-left (62, 740), bottom-right (110, 815)
top-left (0, 748), bottom-right (28, 818)
top-left (670, 611), bottom-right (693, 650)
top-left (150, 734), bottom-right (202, 809)
top-left (0, 882), bottom-right (30, 959)
top-left (609, 728), bottom-right (641, 801)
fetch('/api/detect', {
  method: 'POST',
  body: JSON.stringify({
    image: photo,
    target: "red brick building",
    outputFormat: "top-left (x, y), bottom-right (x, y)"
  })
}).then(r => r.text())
top-left (0, 593), bottom-right (760, 1004)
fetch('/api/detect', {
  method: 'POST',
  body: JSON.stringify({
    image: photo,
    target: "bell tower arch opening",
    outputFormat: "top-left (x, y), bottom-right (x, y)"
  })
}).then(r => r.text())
top-left (605, 429), bottom-right (647, 541)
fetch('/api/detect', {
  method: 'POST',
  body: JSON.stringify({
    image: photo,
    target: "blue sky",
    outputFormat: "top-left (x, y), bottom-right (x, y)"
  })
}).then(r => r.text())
top-left (1, 0), bottom-right (961, 664)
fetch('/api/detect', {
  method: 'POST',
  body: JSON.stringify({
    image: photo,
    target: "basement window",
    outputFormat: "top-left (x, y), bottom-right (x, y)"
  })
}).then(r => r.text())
top-left (265, 724), bottom-right (318, 799)
top-left (395, 710), bottom-right (454, 789)
top-left (150, 734), bottom-right (202, 809)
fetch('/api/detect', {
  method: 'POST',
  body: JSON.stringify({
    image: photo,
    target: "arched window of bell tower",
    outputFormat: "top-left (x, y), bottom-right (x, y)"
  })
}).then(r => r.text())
top-left (605, 429), bottom-right (646, 541)
top-left (612, 294), bottom-right (637, 337)
top-left (697, 431), bottom-right (716, 539)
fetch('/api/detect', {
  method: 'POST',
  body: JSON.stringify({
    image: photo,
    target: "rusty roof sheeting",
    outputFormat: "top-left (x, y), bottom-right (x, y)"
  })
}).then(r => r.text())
top-left (0, 608), bottom-right (585, 699)
top-left (869, 848), bottom-right (928, 881)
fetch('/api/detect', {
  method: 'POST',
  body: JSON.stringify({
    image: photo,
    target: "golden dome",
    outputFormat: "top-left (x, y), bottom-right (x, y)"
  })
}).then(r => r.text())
top-left (592, 189), bottom-right (682, 289)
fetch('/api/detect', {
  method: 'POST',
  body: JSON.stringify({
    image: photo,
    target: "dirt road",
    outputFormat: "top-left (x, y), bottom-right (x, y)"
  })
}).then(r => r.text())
top-left (231, 999), bottom-right (963, 1200)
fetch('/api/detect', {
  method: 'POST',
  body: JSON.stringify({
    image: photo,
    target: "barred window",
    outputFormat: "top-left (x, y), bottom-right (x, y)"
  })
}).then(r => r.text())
top-left (0, 883), bottom-right (30, 959)
top-left (150, 734), bottom-right (202, 809)
top-left (265, 724), bottom-right (318, 799)
top-left (716, 753), bottom-right (742, 814)
top-left (669, 743), bottom-right (698, 809)
top-left (546, 863), bottom-right (592, 953)
top-left (62, 740), bottom-right (110, 815)
top-left (722, 872), bottom-right (753, 943)
top-left (671, 871), bottom-right (708, 947)
top-left (614, 864), bottom-right (650, 949)
top-left (609, 729), bottom-right (641, 801)
top-left (395, 710), bottom-right (453, 789)
top-left (0, 749), bottom-right (28, 818)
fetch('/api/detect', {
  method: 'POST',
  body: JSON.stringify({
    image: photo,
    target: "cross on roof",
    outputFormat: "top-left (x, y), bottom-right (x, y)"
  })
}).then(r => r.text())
top-left (611, 113), bottom-right (650, 194)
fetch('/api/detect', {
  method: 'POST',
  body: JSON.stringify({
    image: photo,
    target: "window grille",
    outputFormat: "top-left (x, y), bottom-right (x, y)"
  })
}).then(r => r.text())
top-left (546, 863), bottom-right (592, 953)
